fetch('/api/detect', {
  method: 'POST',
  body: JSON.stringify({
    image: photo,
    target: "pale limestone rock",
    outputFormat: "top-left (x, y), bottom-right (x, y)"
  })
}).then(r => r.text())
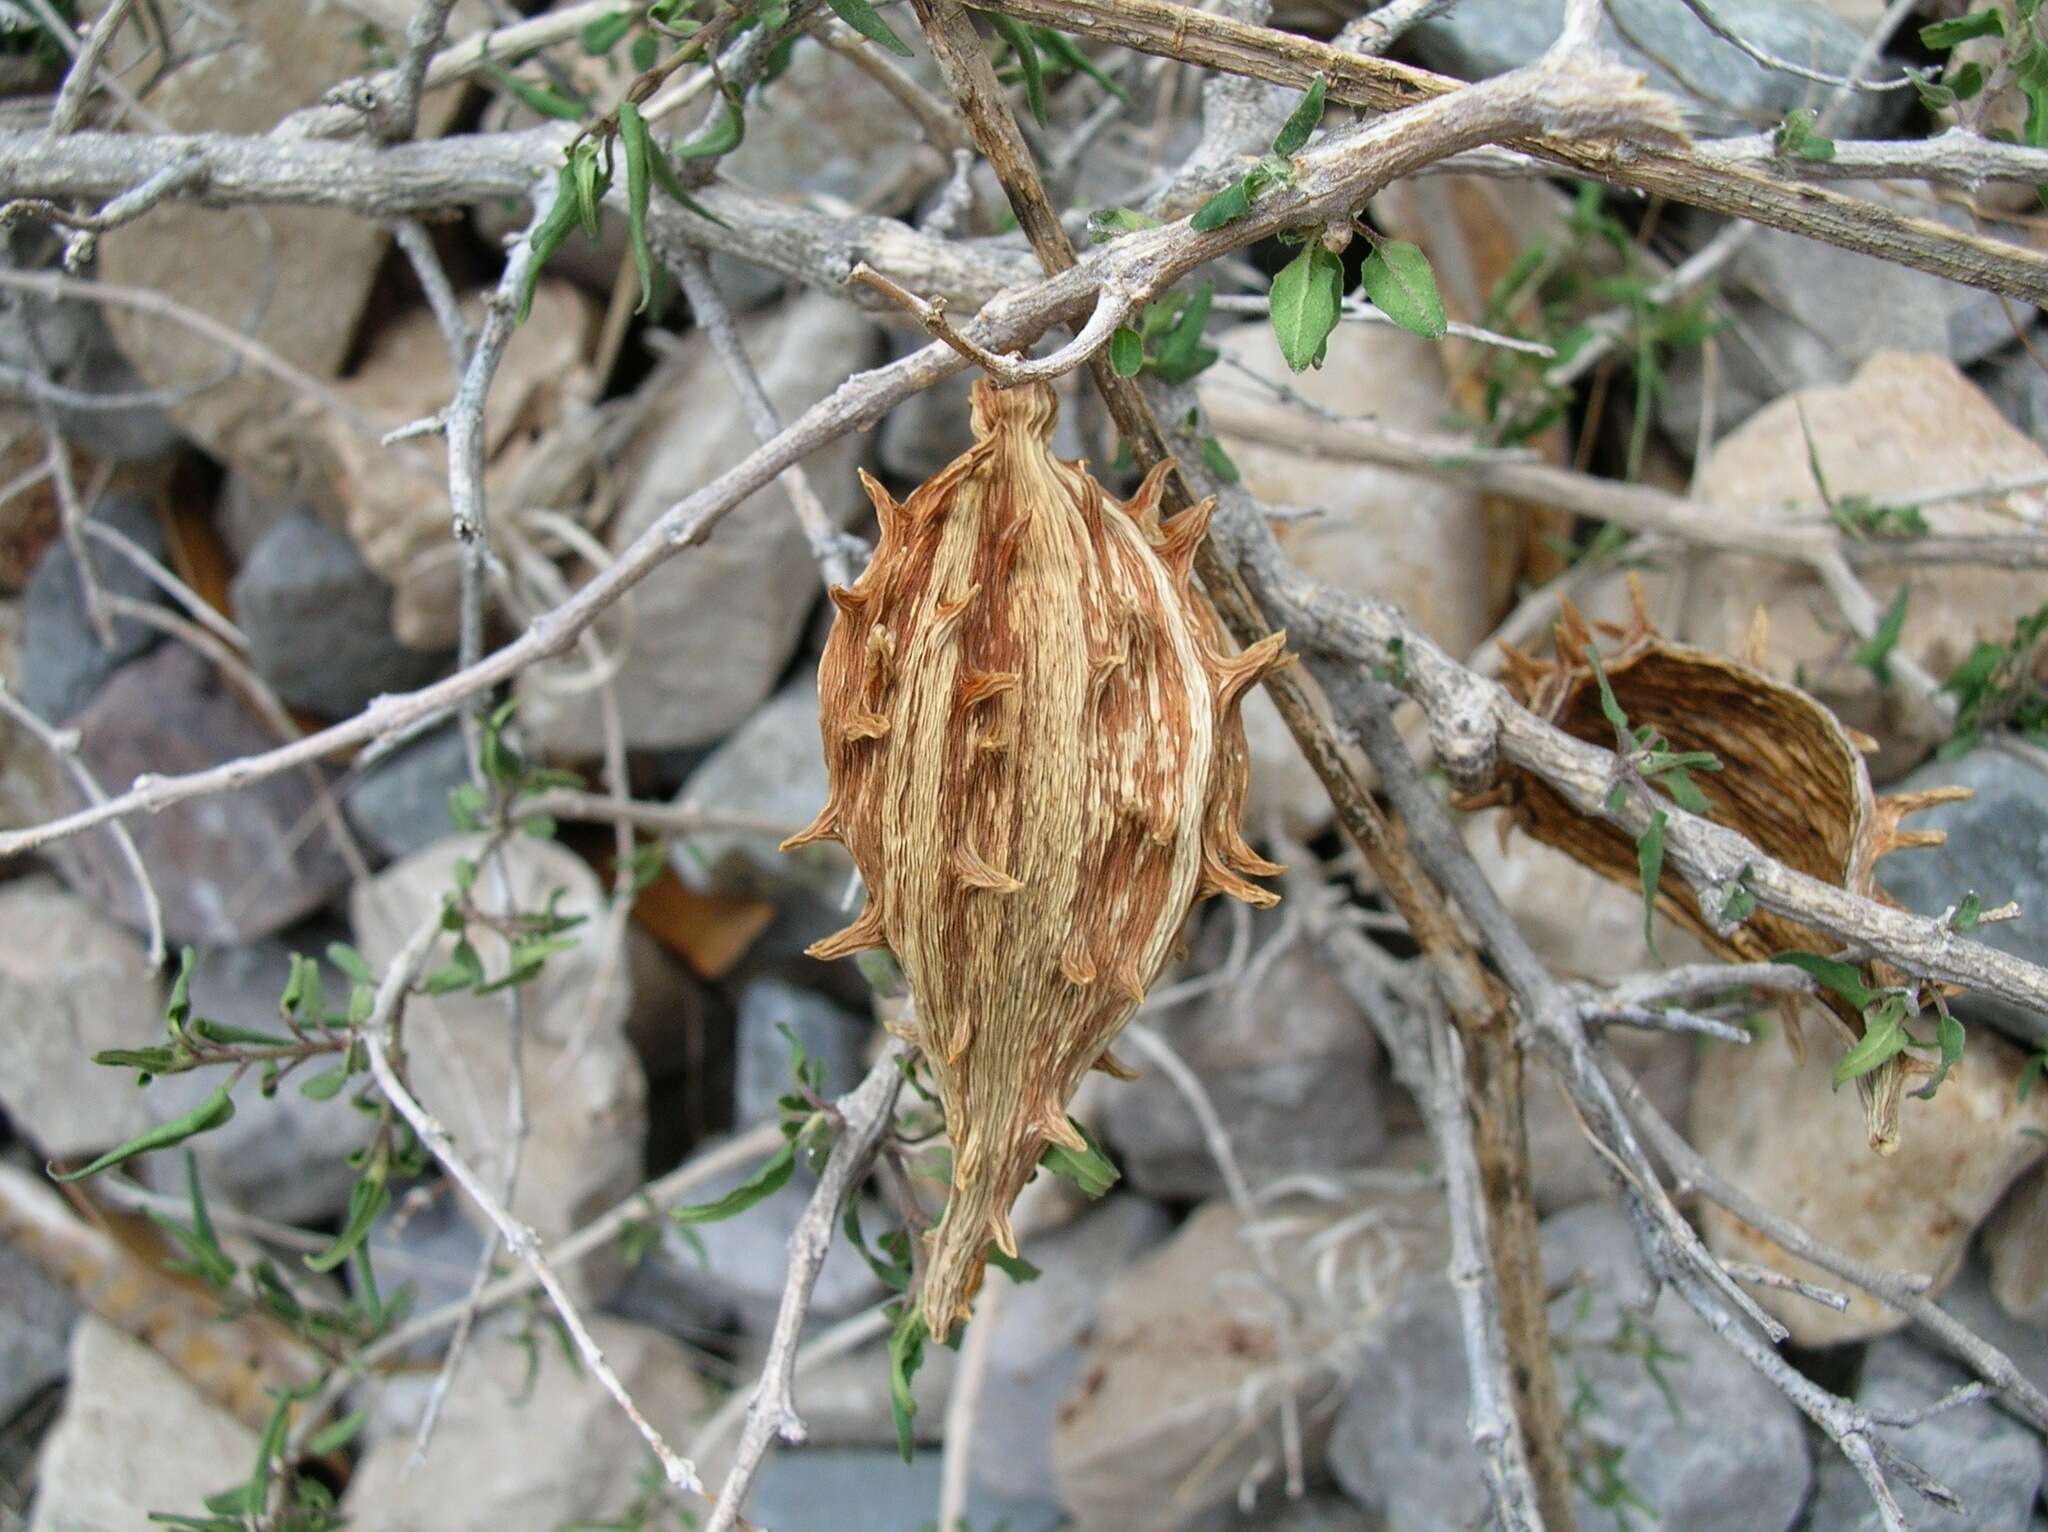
top-left (1691, 1017), bottom-right (2048, 1344)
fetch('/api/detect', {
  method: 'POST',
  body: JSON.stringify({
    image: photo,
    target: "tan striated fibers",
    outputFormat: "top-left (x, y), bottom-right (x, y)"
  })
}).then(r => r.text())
top-left (783, 378), bottom-right (1286, 1339)
top-left (1474, 576), bottom-right (1968, 1154)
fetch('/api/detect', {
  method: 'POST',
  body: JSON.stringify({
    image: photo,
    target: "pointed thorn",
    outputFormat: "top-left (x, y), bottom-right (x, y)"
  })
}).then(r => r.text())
top-left (1122, 456), bottom-right (1176, 534)
top-left (857, 467), bottom-right (900, 538)
top-left (989, 1210), bottom-right (1020, 1261)
top-left (958, 669), bottom-right (1020, 709)
top-left (778, 800), bottom-right (840, 852)
top-left (1059, 939), bottom-right (1097, 987)
top-left (1039, 1109), bottom-right (1088, 1153)
top-left (829, 584), bottom-right (869, 617)
top-left (1213, 630), bottom-right (1289, 714)
top-left (1092, 1048), bottom-right (1141, 1081)
top-left (1157, 496), bottom-right (1215, 581)
top-left (807, 902), bottom-right (888, 960)
top-left (1743, 605), bottom-right (1771, 670)
top-left (952, 844), bottom-right (1022, 893)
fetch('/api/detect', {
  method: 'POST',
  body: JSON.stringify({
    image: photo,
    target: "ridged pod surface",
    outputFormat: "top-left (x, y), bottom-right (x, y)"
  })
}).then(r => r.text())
top-left (783, 379), bottom-right (1287, 1338)
top-left (1478, 581), bottom-right (1968, 1151)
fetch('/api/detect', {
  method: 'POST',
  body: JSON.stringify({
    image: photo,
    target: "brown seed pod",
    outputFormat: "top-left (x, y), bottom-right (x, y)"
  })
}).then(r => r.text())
top-left (1472, 581), bottom-right (1967, 1152)
top-left (783, 379), bottom-right (1287, 1339)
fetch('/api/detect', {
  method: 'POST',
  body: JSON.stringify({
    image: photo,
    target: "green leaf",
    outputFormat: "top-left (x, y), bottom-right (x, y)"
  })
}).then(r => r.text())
top-left (990, 13), bottom-right (1046, 127)
top-left (670, 1142), bottom-right (796, 1225)
top-left (1269, 243), bottom-right (1344, 372)
top-left (299, 1065), bottom-right (350, 1102)
top-left (1271, 72), bottom-right (1326, 157)
top-left (842, 1201), bottom-right (912, 1291)
top-left (480, 56), bottom-right (590, 121)
top-left (1360, 239), bottom-right (1446, 340)
top-left (1920, 8), bottom-right (2004, 48)
top-left (1152, 279), bottom-right (1214, 382)
top-left (645, 131), bottom-right (731, 228)
top-left (1088, 207), bottom-right (1158, 242)
top-left (1913, 1011), bottom-right (1967, 1101)
top-left (1109, 326), bottom-right (1143, 377)
top-left (306, 1409), bottom-right (368, 1457)
top-left (1719, 869), bottom-right (1757, 925)
top-left (1773, 951), bottom-right (1876, 1011)
top-left (631, 32), bottom-right (658, 69)
top-left (1039, 1119), bottom-right (1120, 1196)
top-left (1190, 177), bottom-right (1253, 233)
top-left (190, 1018), bottom-right (294, 1048)
top-left (423, 939), bottom-right (486, 996)
top-left (1200, 434), bottom-right (1240, 485)
top-left (826, 0), bottom-right (914, 56)
top-left (306, 1171), bottom-right (390, 1274)
top-left (985, 1243), bottom-right (1041, 1282)
top-left (1773, 108), bottom-right (1836, 162)
top-left (1657, 764), bottom-right (1712, 816)
top-left (886, 1304), bottom-right (928, 1462)
top-left (51, 1085), bottom-right (236, 1181)
top-left (674, 84), bottom-right (745, 160)
top-left (1853, 584), bottom-right (1910, 687)
top-left (580, 9), bottom-right (634, 54)
top-left (618, 101), bottom-right (664, 316)
top-left (149, 1150), bottom-right (237, 1289)
top-left (1953, 892), bottom-right (1985, 932)
top-left (1833, 994), bottom-right (1912, 1088)
top-left (327, 943), bottom-right (373, 986)
top-left (1636, 809), bottom-right (1667, 956)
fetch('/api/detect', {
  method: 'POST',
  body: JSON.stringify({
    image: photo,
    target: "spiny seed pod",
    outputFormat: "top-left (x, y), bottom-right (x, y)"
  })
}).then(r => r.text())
top-left (783, 378), bottom-right (1287, 1340)
top-left (1472, 580), bottom-right (1967, 1152)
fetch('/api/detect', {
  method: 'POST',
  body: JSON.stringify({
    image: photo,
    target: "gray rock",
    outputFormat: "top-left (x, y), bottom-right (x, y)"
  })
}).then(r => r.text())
top-left (1409, 0), bottom-right (1903, 137)
top-left (1100, 906), bottom-right (1388, 1201)
top-left (734, 977), bottom-right (867, 1126)
top-left (1873, 745), bottom-right (2048, 1048)
top-left (608, 1147), bottom-right (882, 1335)
top-left (517, 295), bottom-right (880, 754)
top-left (749, 1449), bottom-right (1062, 1532)
top-left (351, 836), bottom-right (647, 1301)
top-left (1980, 338), bottom-right (2048, 444)
top-left (1193, 1492), bottom-right (1385, 1532)
top-left (0, 873), bottom-right (164, 1160)
top-left (48, 643), bottom-right (353, 944)
top-left (229, 511), bottom-right (450, 720)
top-left (973, 1196), bottom-right (1172, 1501)
top-left (344, 1315), bottom-right (711, 1530)
top-left (19, 492), bottom-right (166, 723)
top-left (0, 1232), bottom-right (79, 1424)
top-left (1661, 186), bottom-right (2040, 443)
top-left (136, 931), bottom-right (366, 1224)
top-left (670, 676), bottom-right (853, 904)
top-left (1936, 1256), bottom-right (2048, 1397)
top-left (1055, 1190), bottom-right (1447, 1531)
top-left (29, 1318), bottom-right (257, 1532)
top-left (1804, 1339), bottom-right (2045, 1531)
top-left (343, 721), bottom-right (473, 861)
top-left (1329, 1201), bottom-right (1810, 1532)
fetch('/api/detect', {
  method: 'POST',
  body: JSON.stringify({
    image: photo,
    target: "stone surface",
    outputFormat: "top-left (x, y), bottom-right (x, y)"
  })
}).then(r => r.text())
top-left (1099, 906), bottom-right (1387, 1201)
top-left (342, 720), bottom-right (474, 861)
top-left (94, 0), bottom-right (460, 490)
top-left (1053, 1188), bottom-right (1446, 1530)
top-left (1987, 1162), bottom-right (2048, 1327)
top-left (1683, 353), bottom-right (2048, 770)
top-left (0, 1233), bottom-right (79, 1425)
top-left (49, 643), bottom-right (352, 945)
top-left (1409, 0), bottom-right (1901, 137)
top-left (344, 1315), bottom-right (711, 1531)
top-left (669, 674), bottom-right (853, 902)
top-left (733, 976), bottom-right (867, 1126)
top-left (136, 930), bottom-right (365, 1224)
top-left (1872, 746), bottom-right (2048, 1048)
top-left (350, 836), bottom-right (647, 1298)
top-left (748, 1449), bottom-right (1062, 1532)
top-left (1938, 1254), bottom-right (2048, 1396)
top-left (1804, 1338), bottom-right (2045, 1531)
top-left (1690, 1016), bottom-right (2048, 1345)
top-left (1661, 186), bottom-right (2037, 440)
top-left (520, 295), bottom-right (880, 753)
top-left (0, 873), bottom-right (164, 1159)
top-left (1329, 1201), bottom-right (1810, 1532)
top-left (19, 492), bottom-right (165, 724)
top-left (320, 281), bottom-right (598, 649)
top-left (29, 1317), bottom-right (257, 1532)
top-left (229, 510), bottom-right (449, 720)
top-left (971, 1196), bottom-right (1172, 1501)
top-left (1201, 321), bottom-right (1497, 661)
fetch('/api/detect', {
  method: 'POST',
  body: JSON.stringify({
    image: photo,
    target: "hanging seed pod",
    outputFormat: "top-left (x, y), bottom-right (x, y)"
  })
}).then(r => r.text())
top-left (1471, 580), bottom-right (1967, 1152)
top-left (783, 378), bottom-right (1287, 1339)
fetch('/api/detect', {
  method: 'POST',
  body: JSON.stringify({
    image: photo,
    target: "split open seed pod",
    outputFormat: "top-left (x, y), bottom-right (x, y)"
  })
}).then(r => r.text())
top-left (1471, 580), bottom-right (1967, 1152)
top-left (785, 378), bottom-right (1288, 1337)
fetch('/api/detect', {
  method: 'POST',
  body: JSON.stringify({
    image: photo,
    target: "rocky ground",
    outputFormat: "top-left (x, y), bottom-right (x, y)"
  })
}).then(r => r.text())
top-left (6, 0), bottom-right (2048, 1529)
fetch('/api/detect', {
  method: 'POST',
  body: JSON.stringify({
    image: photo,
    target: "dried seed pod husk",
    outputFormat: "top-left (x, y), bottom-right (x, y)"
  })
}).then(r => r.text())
top-left (784, 379), bottom-right (1287, 1338)
top-left (1474, 581), bottom-right (1966, 1153)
